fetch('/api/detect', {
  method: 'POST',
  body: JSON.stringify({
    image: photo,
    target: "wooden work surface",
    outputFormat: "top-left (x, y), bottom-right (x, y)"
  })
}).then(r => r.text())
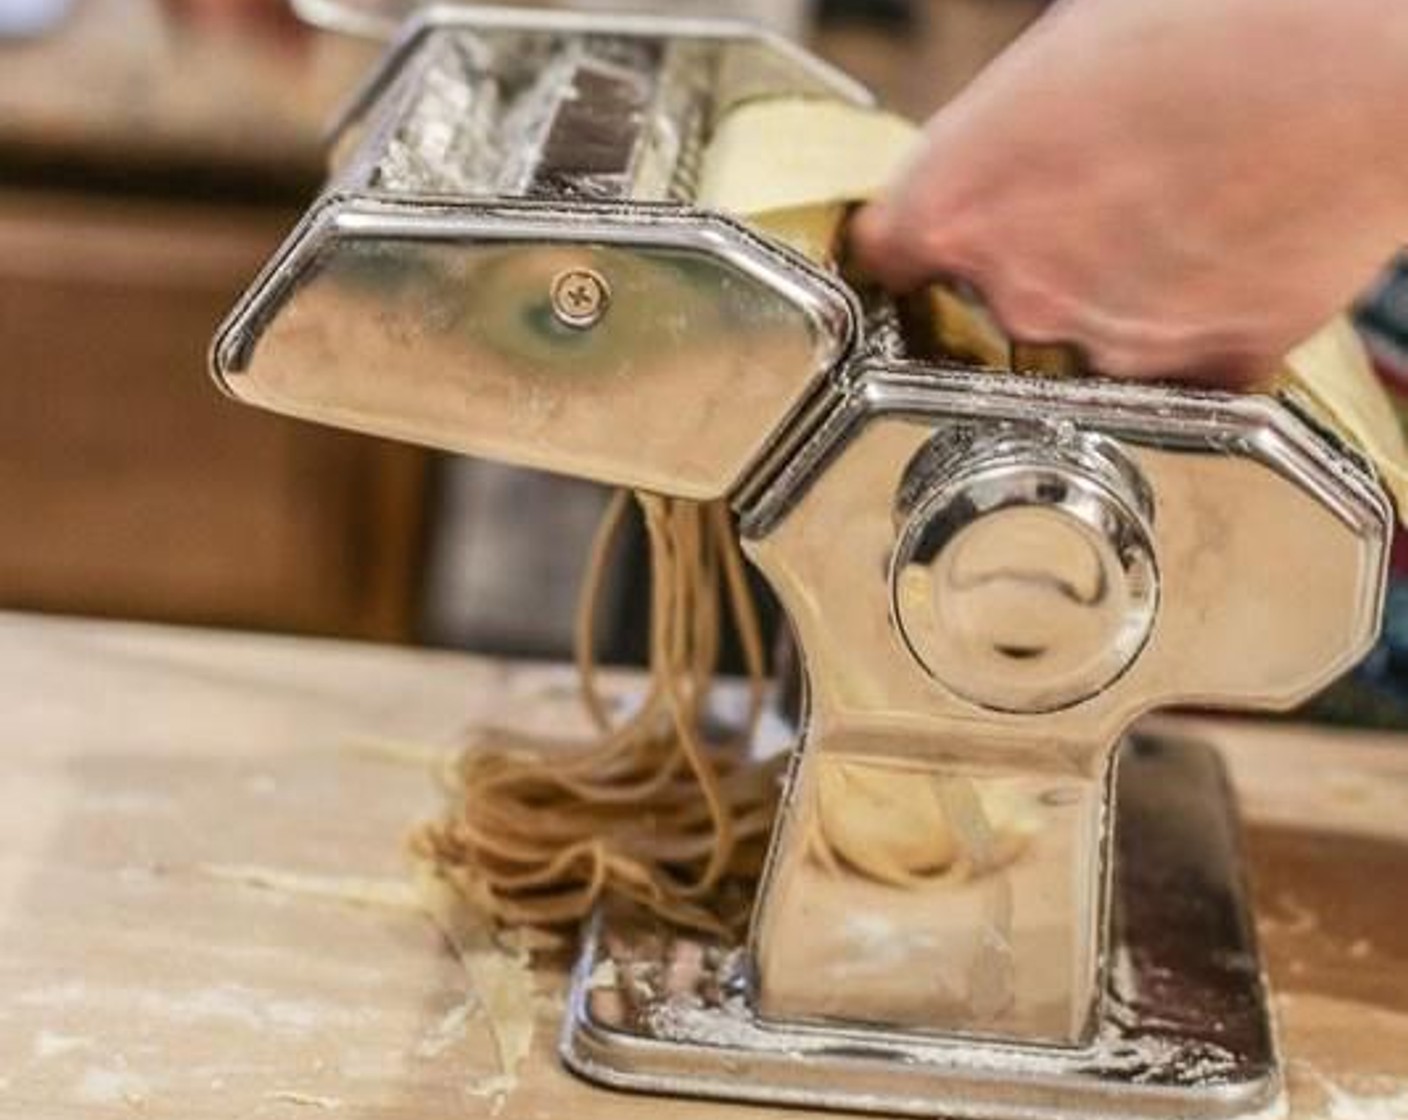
top-left (2, 613), bottom-right (1406, 1119)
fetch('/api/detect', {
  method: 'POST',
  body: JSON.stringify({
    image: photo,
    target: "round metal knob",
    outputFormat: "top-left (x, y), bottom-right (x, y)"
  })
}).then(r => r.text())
top-left (891, 430), bottom-right (1158, 714)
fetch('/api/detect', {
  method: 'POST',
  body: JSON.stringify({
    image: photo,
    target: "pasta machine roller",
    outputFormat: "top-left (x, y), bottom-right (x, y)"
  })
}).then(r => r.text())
top-left (211, 8), bottom-right (1391, 1119)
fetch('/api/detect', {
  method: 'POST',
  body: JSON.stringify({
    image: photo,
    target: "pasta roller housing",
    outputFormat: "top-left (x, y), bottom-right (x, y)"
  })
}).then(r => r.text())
top-left (211, 9), bottom-right (1392, 1120)
top-left (212, 5), bottom-right (866, 500)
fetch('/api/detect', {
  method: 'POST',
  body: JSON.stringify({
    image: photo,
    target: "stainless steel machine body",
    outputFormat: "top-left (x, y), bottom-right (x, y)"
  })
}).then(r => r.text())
top-left (211, 9), bottom-right (1392, 1119)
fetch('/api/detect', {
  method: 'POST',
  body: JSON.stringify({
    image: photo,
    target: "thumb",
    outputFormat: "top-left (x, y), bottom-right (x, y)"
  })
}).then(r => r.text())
top-left (851, 158), bottom-right (980, 296)
top-left (850, 199), bottom-right (937, 294)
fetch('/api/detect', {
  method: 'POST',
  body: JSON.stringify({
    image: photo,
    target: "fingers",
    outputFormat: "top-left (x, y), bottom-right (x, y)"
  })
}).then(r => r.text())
top-left (851, 199), bottom-right (942, 294)
top-left (853, 197), bottom-right (1285, 389)
top-left (839, 0), bottom-right (1350, 390)
top-left (1091, 339), bottom-right (1279, 391)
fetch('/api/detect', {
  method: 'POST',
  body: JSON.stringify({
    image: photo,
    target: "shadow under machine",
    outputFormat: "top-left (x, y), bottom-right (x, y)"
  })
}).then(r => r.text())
top-left (211, 10), bottom-right (1391, 1120)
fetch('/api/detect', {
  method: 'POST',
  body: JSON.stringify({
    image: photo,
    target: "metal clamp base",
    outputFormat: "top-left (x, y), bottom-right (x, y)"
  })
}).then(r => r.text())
top-left (560, 734), bottom-right (1283, 1120)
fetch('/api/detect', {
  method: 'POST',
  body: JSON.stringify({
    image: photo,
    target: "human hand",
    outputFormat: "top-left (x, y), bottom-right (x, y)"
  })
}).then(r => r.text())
top-left (852, 0), bottom-right (1408, 386)
top-left (160, 0), bottom-right (305, 40)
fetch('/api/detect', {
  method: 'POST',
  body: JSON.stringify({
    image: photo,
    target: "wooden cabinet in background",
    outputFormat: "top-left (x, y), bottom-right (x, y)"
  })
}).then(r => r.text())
top-left (0, 191), bottom-right (427, 640)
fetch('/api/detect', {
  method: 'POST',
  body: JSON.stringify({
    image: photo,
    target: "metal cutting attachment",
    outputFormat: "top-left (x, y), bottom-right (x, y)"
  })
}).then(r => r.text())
top-left (211, 9), bottom-right (1392, 1119)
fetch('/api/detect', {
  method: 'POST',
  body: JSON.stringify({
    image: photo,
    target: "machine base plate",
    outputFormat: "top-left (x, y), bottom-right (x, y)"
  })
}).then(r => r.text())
top-left (560, 733), bottom-right (1282, 1119)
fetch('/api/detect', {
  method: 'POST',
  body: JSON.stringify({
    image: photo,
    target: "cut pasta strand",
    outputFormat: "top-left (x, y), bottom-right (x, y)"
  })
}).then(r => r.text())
top-left (413, 493), bottom-right (784, 935)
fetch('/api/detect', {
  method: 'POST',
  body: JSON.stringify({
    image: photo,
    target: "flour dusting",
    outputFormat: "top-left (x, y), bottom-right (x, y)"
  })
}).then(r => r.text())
top-left (75, 1064), bottom-right (149, 1107)
top-left (33, 1030), bottom-right (89, 1060)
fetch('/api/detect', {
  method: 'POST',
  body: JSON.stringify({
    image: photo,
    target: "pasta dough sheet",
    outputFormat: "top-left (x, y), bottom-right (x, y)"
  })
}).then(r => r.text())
top-left (1285, 319), bottom-right (1408, 509)
top-left (699, 97), bottom-right (1408, 518)
top-left (697, 99), bottom-right (918, 220)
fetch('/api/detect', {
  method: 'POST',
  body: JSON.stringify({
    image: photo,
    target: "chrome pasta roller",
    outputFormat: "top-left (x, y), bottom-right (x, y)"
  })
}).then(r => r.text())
top-left (211, 8), bottom-right (1391, 1120)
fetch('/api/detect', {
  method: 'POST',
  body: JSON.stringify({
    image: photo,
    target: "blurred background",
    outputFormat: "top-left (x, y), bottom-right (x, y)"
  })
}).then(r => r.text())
top-left (0, 0), bottom-right (1053, 659)
top-left (3, 0), bottom-right (1407, 682)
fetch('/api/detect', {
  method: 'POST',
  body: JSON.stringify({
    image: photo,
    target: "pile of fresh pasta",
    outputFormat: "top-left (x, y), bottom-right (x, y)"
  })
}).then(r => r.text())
top-left (412, 493), bottom-right (784, 934)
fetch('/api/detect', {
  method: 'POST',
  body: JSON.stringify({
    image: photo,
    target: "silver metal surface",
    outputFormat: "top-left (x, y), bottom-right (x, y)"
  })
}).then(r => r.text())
top-left (891, 425), bottom-right (1158, 714)
top-left (316, 9), bottom-right (872, 209)
top-left (211, 8), bottom-right (864, 500)
top-left (739, 363), bottom-right (1386, 1056)
top-left (329, 6), bottom-right (872, 130)
top-left (212, 197), bottom-right (855, 500)
top-left (210, 12), bottom-right (1394, 1119)
top-left (563, 733), bottom-right (1280, 1120)
top-left (292, 1), bottom-right (816, 47)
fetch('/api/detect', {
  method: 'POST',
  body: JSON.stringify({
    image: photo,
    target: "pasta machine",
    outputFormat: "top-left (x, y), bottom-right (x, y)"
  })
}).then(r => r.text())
top-left (210, 8), bottom-right (1391, 1119)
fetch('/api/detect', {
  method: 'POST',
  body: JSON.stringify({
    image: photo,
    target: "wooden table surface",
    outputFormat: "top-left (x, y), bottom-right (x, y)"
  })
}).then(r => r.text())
top-left (2, 612), bottom-right (1406, 1119)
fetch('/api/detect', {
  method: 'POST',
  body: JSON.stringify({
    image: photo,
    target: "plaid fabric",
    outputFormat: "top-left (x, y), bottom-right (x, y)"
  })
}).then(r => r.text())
top-left (1359, 251), bottom-right (1408, 397)
top-left (1356, 252), bottom-right (1408, 575)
